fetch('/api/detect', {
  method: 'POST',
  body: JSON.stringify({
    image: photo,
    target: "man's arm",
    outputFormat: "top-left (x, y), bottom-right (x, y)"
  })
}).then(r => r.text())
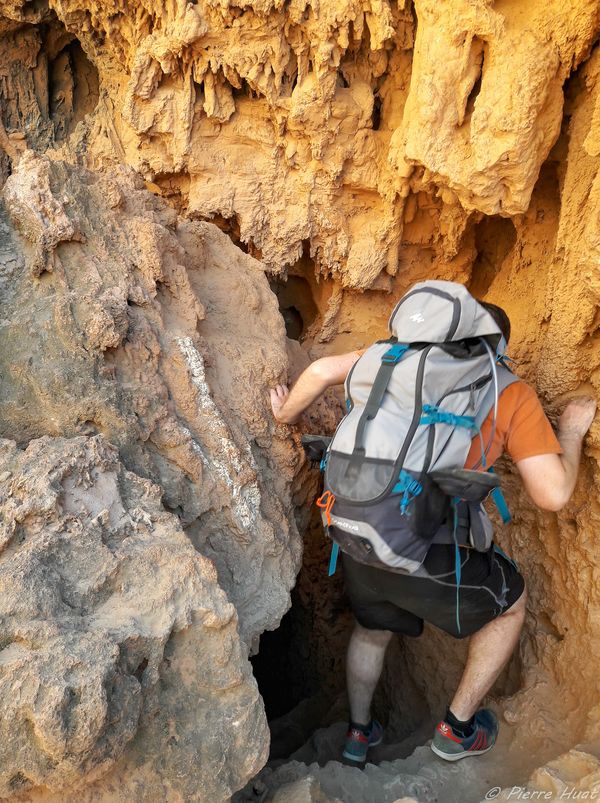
top-left (270, 351), bottom-right (363, 424)
top-left (515, 397), bottom-right (596, 512)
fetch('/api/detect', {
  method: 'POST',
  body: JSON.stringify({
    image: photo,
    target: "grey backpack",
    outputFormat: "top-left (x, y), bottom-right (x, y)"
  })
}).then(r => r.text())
top-left (318, 281), bottom-right (517, 575)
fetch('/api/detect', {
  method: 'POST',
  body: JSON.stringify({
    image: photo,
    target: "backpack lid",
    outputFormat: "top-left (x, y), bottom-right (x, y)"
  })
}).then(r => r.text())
top-left (389, 280), bottom-right (501, 345)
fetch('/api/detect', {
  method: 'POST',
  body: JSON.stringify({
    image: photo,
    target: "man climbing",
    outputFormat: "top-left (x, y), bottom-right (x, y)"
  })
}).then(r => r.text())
top-left (269, 284), bottom-right (596, 764)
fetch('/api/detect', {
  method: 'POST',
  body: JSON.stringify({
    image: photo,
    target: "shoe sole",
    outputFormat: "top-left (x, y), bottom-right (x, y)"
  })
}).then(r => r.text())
top-left (342, 735), bottom-right (383, 763)
top-left (431, 742), bottom-right (494, 762)
top-left (342, 751), bottom-right (366, 763)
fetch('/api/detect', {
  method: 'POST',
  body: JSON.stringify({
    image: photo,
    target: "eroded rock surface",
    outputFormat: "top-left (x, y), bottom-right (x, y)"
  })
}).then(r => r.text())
top-left (3, 0), bottom-right (597, 283)
top-left (0, 151), bottom-right (302, 645)
top-left (0, 434), bottom-right (266, 801)
top-left (0, 152), bottom-right (306, 798)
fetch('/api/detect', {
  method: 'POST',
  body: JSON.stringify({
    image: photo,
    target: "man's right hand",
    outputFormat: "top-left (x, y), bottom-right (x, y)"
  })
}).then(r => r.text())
top-left (558, 396), bottom-right (597, 439)
top-left (517, 395), bottom-right (596, 512)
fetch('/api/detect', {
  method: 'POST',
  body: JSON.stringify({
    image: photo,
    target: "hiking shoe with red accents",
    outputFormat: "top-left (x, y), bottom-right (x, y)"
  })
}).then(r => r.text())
top-left (431, 708), bottom-right (498, 761)
top-left (342, 720), bottom-right (383, 763)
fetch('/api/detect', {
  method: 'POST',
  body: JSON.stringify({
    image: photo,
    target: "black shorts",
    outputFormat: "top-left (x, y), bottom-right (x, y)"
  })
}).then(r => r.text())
top-left (342, 543), bottom-right (525, 639)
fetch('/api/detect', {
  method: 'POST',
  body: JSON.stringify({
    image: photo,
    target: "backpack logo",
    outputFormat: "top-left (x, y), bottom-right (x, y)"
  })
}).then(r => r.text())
top-left (409, 311), bottom-right (425, 323)
top-left (331, 517), bottom-right (359, 532)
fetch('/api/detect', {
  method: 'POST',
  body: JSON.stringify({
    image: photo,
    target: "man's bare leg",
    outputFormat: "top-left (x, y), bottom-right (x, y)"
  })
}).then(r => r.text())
top-left (449, 588), bottom-right (527, 721)
top-left (346, 622), bottom-right (394, 725)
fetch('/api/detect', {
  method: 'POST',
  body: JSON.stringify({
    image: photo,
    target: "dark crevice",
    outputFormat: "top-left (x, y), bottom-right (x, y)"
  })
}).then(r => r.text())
top-left (269, 275), bottom-right (318, 341)
top-left (0, 15), bottom-right (99, 153)
top-left (134, 658), bottom-right (149, 682)
top-left (465, 71), bottom-right (482, 120)
top-left (207, 213), bottom-right (249, 252)
top-left (460, 38), bottom-right (485, 128)
top-left (372, 94), bottom-right (382, 131)
top-left (251, 600), bottom-right (307, 721)
top-left (231, 77), bottom-right (257, 99)
top-left (250, 510), bottom-right (354, 759)
top-left (468, 215), bottom-right (517, 298)
top-left (49, 39), bottom-right (100, 142)
top-left (22, 0), bottom-right (49, 15)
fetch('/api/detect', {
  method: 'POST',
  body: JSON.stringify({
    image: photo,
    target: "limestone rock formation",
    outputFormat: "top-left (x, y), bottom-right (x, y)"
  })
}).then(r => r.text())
top-left (497, 747), bottom-right (600, 800)
top-left (393, 0), bottom-right (600, 215)
top-left (0, 151), bottom-right (305, 798)
top-left (2, 0), bottom-right (598, 284)
top-left (0, 151), bottom-right (302, 646)
top-left (0, 434), bottom-right (266, 801)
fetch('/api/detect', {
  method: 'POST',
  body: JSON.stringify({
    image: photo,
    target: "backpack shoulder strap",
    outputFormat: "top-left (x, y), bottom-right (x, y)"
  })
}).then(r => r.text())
top-left (349, 340), bottom-right (410, 460)
top-left (474, 365), bottom-right (519, 431)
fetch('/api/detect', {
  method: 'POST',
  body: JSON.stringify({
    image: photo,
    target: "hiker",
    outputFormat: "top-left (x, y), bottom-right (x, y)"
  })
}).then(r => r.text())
top-left (270, 281), bottom-right (596, 764)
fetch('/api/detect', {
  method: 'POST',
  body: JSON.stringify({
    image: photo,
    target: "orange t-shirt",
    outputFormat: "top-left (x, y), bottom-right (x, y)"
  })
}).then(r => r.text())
top-left (465, 381), bottom-right (562, 469)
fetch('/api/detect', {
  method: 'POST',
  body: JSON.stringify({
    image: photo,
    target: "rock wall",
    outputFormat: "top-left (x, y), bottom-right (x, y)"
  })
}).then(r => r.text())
top-left (0, 151), bottom-right (305, 798)
top-left (2, 0), bottom-right (597, 282)
top-left (1, 0), bottom-right (600, 800)
top-left (0, 151), bottom-right (302, 646)
top-left (0, 435), bottom-right (266, 801)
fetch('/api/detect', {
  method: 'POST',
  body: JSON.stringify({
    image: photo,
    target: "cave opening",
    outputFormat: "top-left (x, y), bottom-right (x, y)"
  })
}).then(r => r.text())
top-left (269, 274), bottom-right (319, 341)
top-left (49, 37), bottom-right (100, 142)
top-left (250, 507), bottom-right (361, 761)
top-left (469, 215), bottom-right (518, 298)
top-left (0, 15), bottom-right (99, 155)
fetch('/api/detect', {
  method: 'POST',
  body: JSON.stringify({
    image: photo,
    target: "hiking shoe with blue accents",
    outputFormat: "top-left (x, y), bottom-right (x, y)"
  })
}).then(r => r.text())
top-left (431, 708), bottom-right (498, 761)
top-left (342, 720), bottom-right (383, 764)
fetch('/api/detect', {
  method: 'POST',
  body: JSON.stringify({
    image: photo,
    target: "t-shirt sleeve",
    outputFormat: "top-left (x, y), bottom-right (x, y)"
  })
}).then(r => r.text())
top-left (505, 383), bottom-right (563, 463)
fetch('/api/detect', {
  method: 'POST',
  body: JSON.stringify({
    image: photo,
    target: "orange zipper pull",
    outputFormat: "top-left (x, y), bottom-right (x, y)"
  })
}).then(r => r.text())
top-left (316, 490), bottom-right (336, 526)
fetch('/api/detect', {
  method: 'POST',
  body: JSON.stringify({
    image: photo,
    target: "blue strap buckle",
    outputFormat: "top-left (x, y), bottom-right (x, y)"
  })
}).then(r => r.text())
top-left (382, 343), bottom-right (409, 364)
top-left (488, 467), bottom-right (512, 524)
top-left (420, 405), bottom-right (476, 430)
top-left (392, 469), bottom-right (423, 515)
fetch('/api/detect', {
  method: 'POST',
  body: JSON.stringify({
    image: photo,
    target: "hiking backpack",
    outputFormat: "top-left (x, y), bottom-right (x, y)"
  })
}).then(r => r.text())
top-left (317, 280), bottom-right (517, 576)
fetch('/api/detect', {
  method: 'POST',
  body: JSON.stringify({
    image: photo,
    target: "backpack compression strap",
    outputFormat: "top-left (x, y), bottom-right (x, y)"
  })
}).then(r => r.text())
top-left (346, 341), bottom-right (410, 474)
top-left (474, 364), bottom-right (519, 431)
